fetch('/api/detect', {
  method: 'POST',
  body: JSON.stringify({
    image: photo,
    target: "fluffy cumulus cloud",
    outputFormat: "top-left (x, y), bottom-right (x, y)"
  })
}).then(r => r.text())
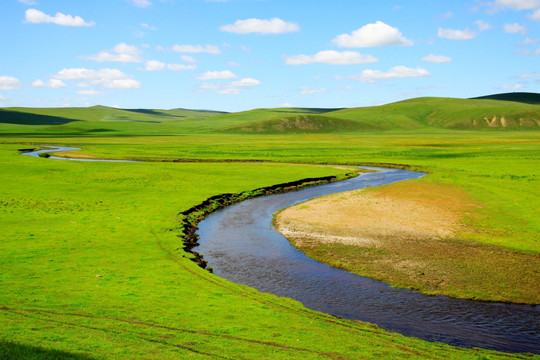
top-left (492, 0), bottom-right (540, 9)
top-left (475, 20), bottom-right (493, 31)
top-left (144, 60), bottom-right (196, 71)
top-left (32, 79), bottom-right (67, 88)
top-left (504, 22), bottom-right (527, 33)
top-left (0, 76), bottom-right (21, 90)
top-left (171, 44), bottom-right (221, 54)
top-left (437, 27), bottom-right (477, 40)
top-left (25, 9), bottom-right (95, 26)
top-left (53, 68), bottom-right (140, 89)
top-left (220, 18), bottom-right (299, 34)
top-left (529, 8), bottom-right (540, 20)
top-left (145, 60), bottom-right (166, 71)
top-left (349, 66), bottom-right (431, 83)
top-left (332, 21), bottom-right (413, 47)
top-left (195, 70), bottom-right (237, 80)
top-left (81, 43), bottom-right (142, 63)
top-left (421, 54), bottom-right (452, 63)
top-left (285, 50), bottom-right (378, 65)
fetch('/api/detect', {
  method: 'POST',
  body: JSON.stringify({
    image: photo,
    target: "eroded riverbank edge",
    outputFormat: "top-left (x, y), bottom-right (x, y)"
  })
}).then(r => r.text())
top-left (177, 170), bottom-right (361, 271)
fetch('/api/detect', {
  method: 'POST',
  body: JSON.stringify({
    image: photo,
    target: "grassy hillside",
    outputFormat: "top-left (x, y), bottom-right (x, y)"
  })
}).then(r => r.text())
top-left (223, 114), bottom-right (379, 133)
top-left (328, 97), bottom-right (540, 130)
top-left (1, 94), bottom-right (539, 135)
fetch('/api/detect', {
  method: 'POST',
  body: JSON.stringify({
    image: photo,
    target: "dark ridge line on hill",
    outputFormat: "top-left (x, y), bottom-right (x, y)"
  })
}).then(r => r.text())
top-left (177, 172), bottom-right (359, 271)
top-left (470, 92), bottom-right (540, 105)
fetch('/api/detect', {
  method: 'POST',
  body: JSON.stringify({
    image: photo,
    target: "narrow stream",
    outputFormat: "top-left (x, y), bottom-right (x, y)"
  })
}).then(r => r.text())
top-left (23, 146), bottom-right (540, 354)
top-left (196, 167), bottom-right (540, 354)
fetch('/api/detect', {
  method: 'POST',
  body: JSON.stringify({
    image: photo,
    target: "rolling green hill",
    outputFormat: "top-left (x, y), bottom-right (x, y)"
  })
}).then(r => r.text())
top-left (221, 93), bottom-right (540, 133)
top-left (1, 93), bottom-right (539, 136)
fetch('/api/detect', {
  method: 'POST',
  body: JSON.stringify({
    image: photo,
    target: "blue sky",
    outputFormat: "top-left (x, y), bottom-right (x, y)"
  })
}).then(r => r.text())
top-left (1, 0), bottom-right (539, 111)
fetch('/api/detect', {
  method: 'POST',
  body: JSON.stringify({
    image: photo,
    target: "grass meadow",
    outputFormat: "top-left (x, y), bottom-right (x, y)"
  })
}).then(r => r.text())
top-left (1, 98), bottom-right (539, 359)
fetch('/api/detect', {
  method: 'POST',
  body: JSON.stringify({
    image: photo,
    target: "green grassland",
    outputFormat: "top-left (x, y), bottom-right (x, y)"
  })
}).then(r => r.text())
top-left (1, 94), bottom-right (539, 359)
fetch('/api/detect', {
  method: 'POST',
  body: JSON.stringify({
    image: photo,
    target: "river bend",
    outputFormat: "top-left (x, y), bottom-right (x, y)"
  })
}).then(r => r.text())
top-left (23, 146), bottom-right (540, 354)
top-left (196, 167), bottom-right (539, 354)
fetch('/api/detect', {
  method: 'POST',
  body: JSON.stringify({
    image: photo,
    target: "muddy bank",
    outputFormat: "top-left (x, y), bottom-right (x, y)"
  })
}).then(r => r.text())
top-left (177, 172), bottom-right (359, 270)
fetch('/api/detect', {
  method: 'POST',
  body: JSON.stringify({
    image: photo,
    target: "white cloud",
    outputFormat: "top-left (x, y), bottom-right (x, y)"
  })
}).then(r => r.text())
top-left (126, 0), bottom-right (152, 7)
top-left (77, 89), bottom-right (101, 95)
top-left (421, 54), bottom-right (452, 63)
top-left (199, 77), bottom-right (260, 94)
top-left (350, 66), bottom-right (431, 83)
top-left (145, 60), bottom-right (166, 71)
top-left (230, 78), bottom-right (260, 87)
top-left (180, 55), bottom-right (197, 63)
top-left (332, 21), bottom-right (413, 47)
top-left (25, 8), bottom-right (95, 26)
top-left (529, 8), bottom-right (540, 20)
top-left (475, 20), bottom-right (492, 31)
top-left (167, 64), bottom-right (196, 71)
top-left (285, 50), bottom-right (378, 65)
top-left (32, 79), bottom-right (67, 88)
top-left (501, 84), bottom-right (523, 90)
top-left (438, 27), bottom-right (477, 40)
top-left (195, 70), bottom-right (237, 80)
top-left (81, 43), bottom-right (142, 63)
top-left (301, 87), bottom-right (328, 94)
top-left (492, 0), bottom-right (540, 9)
top-left (172, 44), bottom-right (221, 54)
top-left (0, 76), bottom-right (21, 90)
top-left (220, 18), bottom-right (299, 34)
top-left (504, 23), bottom-right (527, 33)
top-left (53, 68), bottom-right (140, 89)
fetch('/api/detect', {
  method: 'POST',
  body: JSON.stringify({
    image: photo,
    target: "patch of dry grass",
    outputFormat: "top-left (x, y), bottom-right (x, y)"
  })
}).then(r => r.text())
top-left (275, 179), bottom-right (540, 304)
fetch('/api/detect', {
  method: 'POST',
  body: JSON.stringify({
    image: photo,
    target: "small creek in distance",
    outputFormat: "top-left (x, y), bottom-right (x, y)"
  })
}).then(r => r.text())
top-left (23, 146), bottom-right (540, 354)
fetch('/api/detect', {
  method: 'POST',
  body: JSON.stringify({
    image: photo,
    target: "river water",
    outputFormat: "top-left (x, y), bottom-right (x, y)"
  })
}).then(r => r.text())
top-left (23, 147), bottom-right (539, 353)
top-left (196, 167), bottom-right (540, 354)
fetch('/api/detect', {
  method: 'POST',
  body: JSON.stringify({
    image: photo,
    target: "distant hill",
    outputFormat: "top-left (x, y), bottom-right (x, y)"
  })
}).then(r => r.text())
top-left (471, 92), bottom-right (540, 105)
top-left (222, 114), bottom-right (379, 133)
top-left (1, 94), bottom-right (538, 135)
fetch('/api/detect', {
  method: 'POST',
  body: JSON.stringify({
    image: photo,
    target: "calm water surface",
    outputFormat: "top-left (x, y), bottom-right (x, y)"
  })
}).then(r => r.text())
top-left (197, 168), bottom-right (539, 354)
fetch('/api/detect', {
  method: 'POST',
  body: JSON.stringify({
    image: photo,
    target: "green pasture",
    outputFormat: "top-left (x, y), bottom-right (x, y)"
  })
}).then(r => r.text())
top-left (1, 95), bottom-right (539, 358)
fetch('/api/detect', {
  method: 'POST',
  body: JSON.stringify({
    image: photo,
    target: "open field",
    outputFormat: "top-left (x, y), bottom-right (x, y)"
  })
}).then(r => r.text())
top-left (1, 96), bottom-right (539, 358)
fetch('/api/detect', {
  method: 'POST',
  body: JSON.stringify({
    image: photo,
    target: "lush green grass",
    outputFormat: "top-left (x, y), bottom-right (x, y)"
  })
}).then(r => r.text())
top-left (2, 145), bottom-right (520, 359)
top-left (1, 97), bottom-right (539, 358)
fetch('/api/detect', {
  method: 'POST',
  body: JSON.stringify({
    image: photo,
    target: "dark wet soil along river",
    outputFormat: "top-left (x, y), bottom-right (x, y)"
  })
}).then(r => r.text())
top-left (24, 147), bottom-right (540, 354)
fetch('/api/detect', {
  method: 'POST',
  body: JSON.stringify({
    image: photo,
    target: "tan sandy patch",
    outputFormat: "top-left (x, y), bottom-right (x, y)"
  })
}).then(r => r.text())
top-left (275, 180), bottom-right (471, 247)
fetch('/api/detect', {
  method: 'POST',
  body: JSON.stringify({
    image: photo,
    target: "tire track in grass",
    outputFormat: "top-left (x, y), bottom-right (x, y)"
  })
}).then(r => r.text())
top-left (0, 307), bottom-right (353, 360)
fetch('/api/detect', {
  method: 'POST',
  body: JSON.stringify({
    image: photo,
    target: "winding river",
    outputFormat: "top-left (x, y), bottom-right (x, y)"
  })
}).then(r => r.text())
top-left (24, 146), bottom-right (540, 354)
